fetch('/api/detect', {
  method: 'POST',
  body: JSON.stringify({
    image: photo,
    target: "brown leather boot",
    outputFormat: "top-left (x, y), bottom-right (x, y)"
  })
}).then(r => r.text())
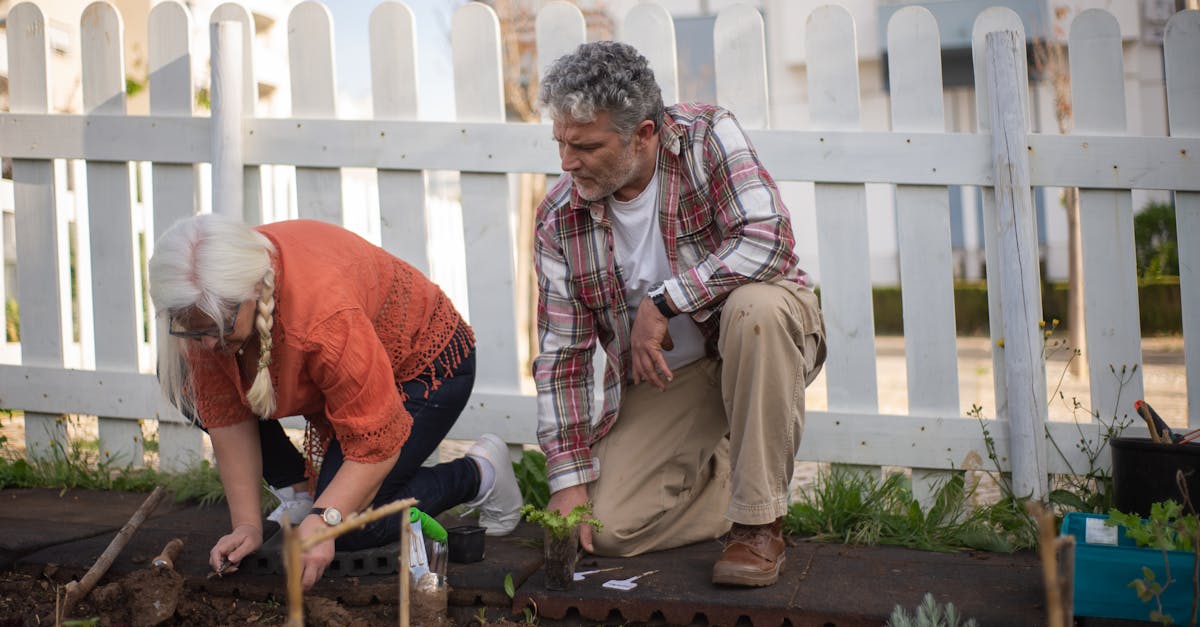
top-left (712, 518), bottom-right (786, 586)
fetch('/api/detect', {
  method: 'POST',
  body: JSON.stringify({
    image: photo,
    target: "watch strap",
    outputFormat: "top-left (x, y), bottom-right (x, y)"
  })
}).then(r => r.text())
top-left (308, 506), bottom-right (341, 525)
top-left (650, 288), bottom-right (677, 318)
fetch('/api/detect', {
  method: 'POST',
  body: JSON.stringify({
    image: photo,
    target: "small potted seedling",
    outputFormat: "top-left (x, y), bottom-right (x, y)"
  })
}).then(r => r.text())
top-left (521, 503), bottom-right (603, 591)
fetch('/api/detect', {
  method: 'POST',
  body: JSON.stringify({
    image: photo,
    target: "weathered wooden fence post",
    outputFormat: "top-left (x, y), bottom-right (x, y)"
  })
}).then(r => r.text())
top-left (210, 2), bottom-right (263, 224)
top-left (986, 28), bottom-right (1048, 499)
top-left (210, 18), bottom-right (244, 219)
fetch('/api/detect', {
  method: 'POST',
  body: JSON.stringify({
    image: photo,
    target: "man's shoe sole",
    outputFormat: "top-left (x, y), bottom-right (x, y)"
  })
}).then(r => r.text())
top-left (711, 553), bottom-right (785, 587)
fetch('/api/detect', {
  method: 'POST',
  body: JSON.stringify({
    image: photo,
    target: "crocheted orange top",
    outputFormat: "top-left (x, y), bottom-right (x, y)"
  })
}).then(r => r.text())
top-left (186, 220), bottom-right (474, 475)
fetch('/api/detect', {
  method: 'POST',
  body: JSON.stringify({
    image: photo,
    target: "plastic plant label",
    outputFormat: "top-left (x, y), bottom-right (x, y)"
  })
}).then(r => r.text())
top-left (601, 570), bottom-right (657, 591)
top-left (1084, 516), bottom-right (1118, 545)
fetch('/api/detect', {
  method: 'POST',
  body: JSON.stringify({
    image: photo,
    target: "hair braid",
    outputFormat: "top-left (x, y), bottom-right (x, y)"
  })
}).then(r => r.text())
top-left (246, 269), bottom-right (276, 417)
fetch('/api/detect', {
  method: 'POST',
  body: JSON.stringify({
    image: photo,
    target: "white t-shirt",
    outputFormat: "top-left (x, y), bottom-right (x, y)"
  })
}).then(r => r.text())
top-left (608, 170), bottom-right (708, 371)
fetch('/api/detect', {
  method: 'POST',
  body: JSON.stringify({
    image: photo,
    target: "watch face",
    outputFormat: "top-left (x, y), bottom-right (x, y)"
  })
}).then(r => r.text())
top-left (322, 508), bottom-right (343, 526)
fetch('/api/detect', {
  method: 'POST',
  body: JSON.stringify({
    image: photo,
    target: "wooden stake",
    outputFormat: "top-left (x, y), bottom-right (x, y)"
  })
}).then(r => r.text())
top-left (61, 486), bottom-right (168, 613)
top-left (283, 518), bottom-right (304, 627)
top-left (400, 504), bottom-right (411, 627)
top-left (1026, 501), bottom-right (1065, 627)
top-left (1056, 535), bottom-right (1076, 627)
top-left (275, 497), bottom-right (419, 627)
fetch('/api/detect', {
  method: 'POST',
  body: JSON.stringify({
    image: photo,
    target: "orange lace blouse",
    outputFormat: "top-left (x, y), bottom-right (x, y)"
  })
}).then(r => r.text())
top-left (185, 220), bottom-right (474, 474)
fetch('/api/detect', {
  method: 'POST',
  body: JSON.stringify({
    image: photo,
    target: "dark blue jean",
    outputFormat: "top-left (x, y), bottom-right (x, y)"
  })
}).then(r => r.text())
top-left (261, 343), bottom-right (481, 551)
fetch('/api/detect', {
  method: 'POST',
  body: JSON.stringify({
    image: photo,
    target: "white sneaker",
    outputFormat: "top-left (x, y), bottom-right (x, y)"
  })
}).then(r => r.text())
top-left (266, 485), bottom-right (314, 525)
top-left (465, 433), bottom-right (523, 536)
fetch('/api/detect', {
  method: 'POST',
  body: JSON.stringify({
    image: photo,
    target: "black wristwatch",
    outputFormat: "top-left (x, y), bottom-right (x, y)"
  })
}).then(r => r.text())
top-left (648, 284), bottom-right (677, 318)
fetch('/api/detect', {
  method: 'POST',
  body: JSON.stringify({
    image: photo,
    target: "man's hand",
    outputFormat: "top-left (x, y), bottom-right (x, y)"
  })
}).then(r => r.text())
top-left (547, 484), bottom-right (595, 553)
top-left (209, 523), bottom-right (262, 575)
top-left (297, 515), bottom-right (336, 590)
top-left (631, 295), bottom-right (675, 390)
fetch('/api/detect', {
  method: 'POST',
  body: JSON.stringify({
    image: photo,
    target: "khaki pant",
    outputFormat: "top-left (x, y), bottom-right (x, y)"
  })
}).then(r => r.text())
top-left (588, 281), bottom-right (825, 557)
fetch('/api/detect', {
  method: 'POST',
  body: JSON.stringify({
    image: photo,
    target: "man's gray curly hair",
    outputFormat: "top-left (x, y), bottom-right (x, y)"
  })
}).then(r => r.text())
top-left (538, 41), bottom-right (663, 139)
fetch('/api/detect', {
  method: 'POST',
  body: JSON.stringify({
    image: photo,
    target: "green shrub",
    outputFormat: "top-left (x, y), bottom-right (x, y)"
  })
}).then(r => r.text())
top-left (864, 279), bottom-right (1181, 337)
top-left (5, 298), bottom-right (17, 342)
top-left (1135, 202), bottom-right (1178, 279)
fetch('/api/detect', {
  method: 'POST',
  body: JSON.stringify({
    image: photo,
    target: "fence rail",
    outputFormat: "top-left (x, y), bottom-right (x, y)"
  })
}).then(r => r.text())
top-left (0, 1), bottom-right (1195, 505)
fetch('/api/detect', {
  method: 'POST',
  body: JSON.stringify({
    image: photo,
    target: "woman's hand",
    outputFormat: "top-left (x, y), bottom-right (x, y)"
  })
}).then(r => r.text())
top-left (209, 523), bottom-right (262, 574)
top-left (298, 515), bottom-right (336, 590)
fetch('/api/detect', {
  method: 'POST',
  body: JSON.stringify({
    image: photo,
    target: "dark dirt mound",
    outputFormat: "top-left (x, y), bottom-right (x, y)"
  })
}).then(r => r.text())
top-left (0, 570), bottom-right (410, 626)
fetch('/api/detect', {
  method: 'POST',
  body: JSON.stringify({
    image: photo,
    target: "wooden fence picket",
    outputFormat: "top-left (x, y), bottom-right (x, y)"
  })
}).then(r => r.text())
top-left (713, 4), bottom-right (768, 129)
top-left (370, 1), bottom-right (430, 273)
top-left (620, 3), bottom-right (678, 107)
top-left (1070, 9), bottom-right (1145, 425)
top-left (536, 1), bottom-right (586, 80)
top-left (288, 1), bottom-right (343, 225)
top-left (81, 1), bottom-right (144, 466)
top-left (807, 5), bottom-right (879, 417)
top-left (887, 5), bottom-right (961, 506)
top-left (450, 3), bottom-right (524, 438)
top-left (6, 2), bottom-right (69, 457)
top-left (1164, 9), bottom-right (1200, 429)
top-left (148, 0), bottom-right (204, 471)
top-left (210, 2), bottom-right (264, 224)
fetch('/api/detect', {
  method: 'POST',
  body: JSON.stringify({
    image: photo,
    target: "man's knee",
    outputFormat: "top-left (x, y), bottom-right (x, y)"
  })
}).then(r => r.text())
top-left (721, 282), bottom-right (794, 341)
top-left (588, 497), bottom-right (648, 557)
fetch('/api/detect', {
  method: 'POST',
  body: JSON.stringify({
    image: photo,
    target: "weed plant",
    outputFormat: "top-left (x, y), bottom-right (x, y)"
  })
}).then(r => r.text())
top-left (1039, 332), bottom-right (1136, 516)
top-left (784, 466), bottom-right (1038, 552)
top-left (513, 449), bottom-right (549, 510)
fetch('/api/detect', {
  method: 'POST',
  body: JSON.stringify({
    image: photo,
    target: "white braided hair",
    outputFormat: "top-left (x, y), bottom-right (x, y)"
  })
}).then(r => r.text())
top-left (245, 268), bottom-right (276, 417)
top-left (148, 214), bottom-right (277, 419)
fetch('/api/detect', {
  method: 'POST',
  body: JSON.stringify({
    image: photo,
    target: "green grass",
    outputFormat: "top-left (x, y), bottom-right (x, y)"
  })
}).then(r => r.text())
top-left (0, 414), bottom-right (231, 508)
top-left (784, 466), bottom-right (1038, 553)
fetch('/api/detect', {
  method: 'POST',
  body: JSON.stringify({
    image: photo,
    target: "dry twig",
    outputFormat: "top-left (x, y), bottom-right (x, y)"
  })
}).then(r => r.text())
top-left (61, 486), bottom-right (168, 615)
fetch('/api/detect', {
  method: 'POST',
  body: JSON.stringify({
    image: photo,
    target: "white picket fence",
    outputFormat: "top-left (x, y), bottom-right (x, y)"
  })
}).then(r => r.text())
top-left (0, 1), bottom-right (1196, 505)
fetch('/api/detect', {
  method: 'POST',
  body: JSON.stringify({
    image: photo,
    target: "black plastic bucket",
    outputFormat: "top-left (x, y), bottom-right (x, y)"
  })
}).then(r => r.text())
top-left (1111, 437), bottom-right (1200, 517)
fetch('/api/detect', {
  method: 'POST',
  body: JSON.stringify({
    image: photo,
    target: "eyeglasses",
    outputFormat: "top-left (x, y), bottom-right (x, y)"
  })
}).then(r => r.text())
top-left (168, 311), bottom-right (237, 339)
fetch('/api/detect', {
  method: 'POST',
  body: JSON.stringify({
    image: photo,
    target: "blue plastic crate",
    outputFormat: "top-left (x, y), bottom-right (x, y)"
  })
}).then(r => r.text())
top-left (1062, 512), bottom-right (1198, 622)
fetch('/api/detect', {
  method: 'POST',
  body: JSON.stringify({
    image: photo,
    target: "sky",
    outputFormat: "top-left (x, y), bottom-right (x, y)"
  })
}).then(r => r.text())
top-left (321, 0), bottom-right (466, 120)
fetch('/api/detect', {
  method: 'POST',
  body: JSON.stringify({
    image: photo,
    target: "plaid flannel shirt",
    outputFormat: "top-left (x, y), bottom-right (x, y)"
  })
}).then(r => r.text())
top-left (532, 103), bottom-right (810, 493)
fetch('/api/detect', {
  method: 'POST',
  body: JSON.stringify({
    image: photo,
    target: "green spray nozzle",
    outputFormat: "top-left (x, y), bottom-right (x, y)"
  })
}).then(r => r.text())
top-left (410, 507), bottom-right (447, 543)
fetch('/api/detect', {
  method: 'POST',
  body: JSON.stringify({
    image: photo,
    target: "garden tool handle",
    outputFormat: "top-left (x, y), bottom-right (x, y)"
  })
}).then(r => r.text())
top-left (152, 538), bottom-right (184, 570)
top-left (1136, 400), bottom-right (1174, 444)
top-left (1137, 404), bottom-right (1162, 443)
